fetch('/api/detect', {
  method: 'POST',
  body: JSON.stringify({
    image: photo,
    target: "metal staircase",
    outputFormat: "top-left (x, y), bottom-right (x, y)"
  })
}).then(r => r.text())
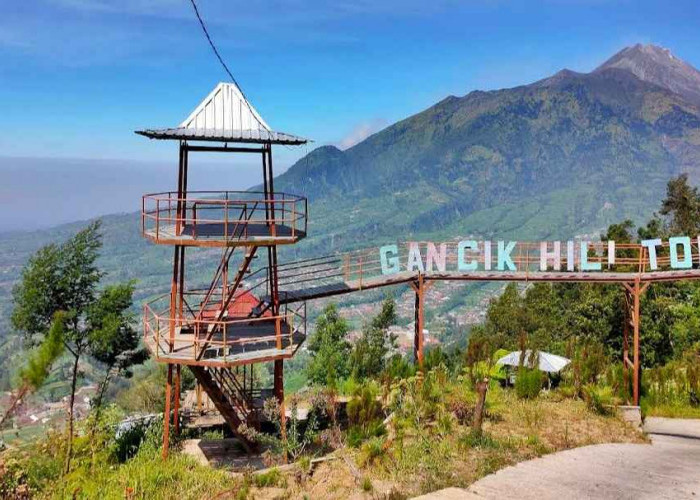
top-left (190, 365), bottom-right (260, 453)
top-left (136, 83), bottom-right (311, 457)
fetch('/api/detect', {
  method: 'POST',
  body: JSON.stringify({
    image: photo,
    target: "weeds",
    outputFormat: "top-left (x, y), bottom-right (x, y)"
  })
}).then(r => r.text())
top-left (583, 384), bottom-right (614, 416)
top-left (515, 369), bottom-right (543, 399)
top-left (253, 467), bottom-right (283, 488)
top-left (458, 430), bottom-right (500, 450)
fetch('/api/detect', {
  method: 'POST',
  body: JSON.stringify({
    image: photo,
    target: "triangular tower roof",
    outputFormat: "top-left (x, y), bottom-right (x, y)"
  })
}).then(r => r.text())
top-left (136, 82), bottom-right (308, 145)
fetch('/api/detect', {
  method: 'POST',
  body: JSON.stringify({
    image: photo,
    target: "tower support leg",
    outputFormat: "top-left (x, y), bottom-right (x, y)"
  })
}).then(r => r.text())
top-left (173, 365), bottom-right (181, 437)
top-left (622, 280), bottom-right (648, 406)
top-left (274, 360), bottom-right (285, 434)
top-left (411, 274), bottom-right (427, 369)
top-left (162, 364), bottom-right (173, 459)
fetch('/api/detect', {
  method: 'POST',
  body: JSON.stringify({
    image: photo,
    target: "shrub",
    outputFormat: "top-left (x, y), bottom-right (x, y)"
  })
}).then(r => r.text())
top-left (448, 396), bottom-right (475, 425)
top-left (253, 467), bottom-right (282, 488)
top-left (348, 420), bottom-right (386, 448)
top-left (458, 429), bottom-right (500, 450)
top-left (568, 341), bottom-right (609, 396)
top-left (604, 362), bottom-right (631, 402)
top-left (515, 369), bottom-right (543, 399)
top-left (583, 384), bottom-right (614, 415)
top-left (556, 385), bottom-right (577, 399)
top-left (358, 437), bottom-right (387, 467)
top-left (347, 383), bottom-right (383, 426)
top-left (347, 382), bottom-right (386, 446)
top-left (525, 434), bottom-right (552, 456)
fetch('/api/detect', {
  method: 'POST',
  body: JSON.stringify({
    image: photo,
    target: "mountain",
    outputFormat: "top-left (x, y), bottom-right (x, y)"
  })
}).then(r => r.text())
top-left (595, 44), bottom-right (700, 107)
top-left (2, 44), bottom-right (700, 384)
top-left (275, 45), bottom-right (700, 252)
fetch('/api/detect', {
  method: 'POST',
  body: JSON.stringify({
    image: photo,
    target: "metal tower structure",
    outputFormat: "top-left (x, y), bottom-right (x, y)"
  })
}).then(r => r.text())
top-left (137, 82), bottom-right (309, 456)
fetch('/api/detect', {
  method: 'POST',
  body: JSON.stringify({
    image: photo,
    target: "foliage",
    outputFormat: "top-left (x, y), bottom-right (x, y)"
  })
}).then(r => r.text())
top-left (0, 406), bottom-right (240, 499)
top-left (642, 343), bottom-right (700, 414)
top-left (306, 304), bottom-right (351, 388)
top-left (88, 282), bottom-right (149, 401)
top-left (17, 312), bottom-right (66, 390)
top-left (11, 221), bottom-right (104, 347)
top-left (582, 385), bottom-right (614, 416)
top-left (116, 363), bottom-right (168, 413)
top-left (242, 393), bottom-right (333, 463)
top-left (253, 468), bottom-right (283, 488)
top-left (346, 382), bottom-right (386, 447)
top-left (9, 221), bottom-right (145, 473)
top-left (660, 174), bottom-right (700, 235)
top-left (350, 298), bottom-right (398, 380)
top-left (567, 340), bottom-right (608, 396)
top-left (515, 369), bottom-right (543, 399)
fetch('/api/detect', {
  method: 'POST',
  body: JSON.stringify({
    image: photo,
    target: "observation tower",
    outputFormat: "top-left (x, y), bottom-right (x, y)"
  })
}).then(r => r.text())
top-left (137, 83), bottom-right (309, 456)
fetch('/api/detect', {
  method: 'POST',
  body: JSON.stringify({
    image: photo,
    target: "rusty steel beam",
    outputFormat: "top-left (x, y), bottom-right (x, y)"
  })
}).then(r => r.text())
top-left (173, 365), bottom-right (181, 437)
top-left (274, 360), bottom-right (286, 444)
top-left (622, 279), bottom-right (647, 406)
top-left (632, 279), bottom-right (642, 406)
top-left (162, 364), bottom-right (173, 459)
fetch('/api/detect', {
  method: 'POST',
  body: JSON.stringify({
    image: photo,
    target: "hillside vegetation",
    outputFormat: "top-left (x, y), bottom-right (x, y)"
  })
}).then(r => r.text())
top-left (2, 44), bottom-right (700, 386)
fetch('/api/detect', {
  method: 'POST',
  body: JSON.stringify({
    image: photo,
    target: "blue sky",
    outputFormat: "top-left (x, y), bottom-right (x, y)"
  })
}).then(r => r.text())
top-left (1, 0), bottom-right (700, 169)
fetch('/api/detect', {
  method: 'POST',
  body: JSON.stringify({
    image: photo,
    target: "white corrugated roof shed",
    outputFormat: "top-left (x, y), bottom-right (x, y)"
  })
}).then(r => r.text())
top-left (136, 82), bottom-right (308, 145)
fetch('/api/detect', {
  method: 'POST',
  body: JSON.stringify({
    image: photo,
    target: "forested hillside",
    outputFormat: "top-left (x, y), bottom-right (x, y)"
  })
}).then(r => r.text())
top-left (2, 44), bottom-right (700, 387)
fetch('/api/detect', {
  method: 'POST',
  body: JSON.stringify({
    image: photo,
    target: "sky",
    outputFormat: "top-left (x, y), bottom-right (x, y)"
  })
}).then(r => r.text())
top-left (1, 0), bottom-right (700, 230)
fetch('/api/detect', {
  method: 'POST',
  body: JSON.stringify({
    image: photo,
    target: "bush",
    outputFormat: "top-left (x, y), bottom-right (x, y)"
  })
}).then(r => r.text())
top-left (448, 397), bottom-right (475, 425)
top-left (515, 369), bottom-right (543, 399)
top-left (643, 345), bottom-right (700, 413)
top-left (348, 420), bottom-right (386, 448)
top-left (253, 467), bottom-right (282, 488)
top-left (458, 429), bottom-right (500, 450)
top-left (358, 437), bottom-right (387, 466)
top-left (604, 362), bottom-right (631, 403)
top-left (346, 382), bottom-right (385, 446)
top-left (583, 384), bottom-right (614, 415)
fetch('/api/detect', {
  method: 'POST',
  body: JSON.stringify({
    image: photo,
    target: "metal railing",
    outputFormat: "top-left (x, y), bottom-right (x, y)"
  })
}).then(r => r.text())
top-left (143, 291), bottom-right (306, 364)
top-left (337, 241), bottom-right (700, 284)
top-left (239, 241), bottom-right (700, 304)
top-left (141, 191), bottom-right (307, 244)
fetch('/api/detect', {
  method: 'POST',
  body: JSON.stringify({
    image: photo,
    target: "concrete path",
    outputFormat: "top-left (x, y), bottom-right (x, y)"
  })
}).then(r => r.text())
top-left (414, 418), bottom-right (700, 500)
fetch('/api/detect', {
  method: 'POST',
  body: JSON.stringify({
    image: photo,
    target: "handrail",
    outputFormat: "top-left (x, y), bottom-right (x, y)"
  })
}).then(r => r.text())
top-left (143, 295), bottom-right (306, 362)
top-left (141, 190), bottom-right (307, 244)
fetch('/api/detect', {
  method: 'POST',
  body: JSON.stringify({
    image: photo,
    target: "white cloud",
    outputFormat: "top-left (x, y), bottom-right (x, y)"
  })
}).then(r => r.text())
top-left (338, 119), bottom-right (387, 150)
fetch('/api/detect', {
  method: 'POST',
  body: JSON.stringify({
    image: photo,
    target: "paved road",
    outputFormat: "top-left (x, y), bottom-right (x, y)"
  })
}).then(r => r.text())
top-left (414, 418), bottom-right (700, 500)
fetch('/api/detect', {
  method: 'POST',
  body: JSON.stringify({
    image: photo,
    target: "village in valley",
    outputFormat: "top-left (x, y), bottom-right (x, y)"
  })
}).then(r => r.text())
top-left (1, 2), bottom-right (700, 499)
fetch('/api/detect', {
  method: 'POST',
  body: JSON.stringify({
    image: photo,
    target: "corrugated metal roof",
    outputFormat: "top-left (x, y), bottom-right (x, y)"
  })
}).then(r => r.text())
top-left (135, 82), bottom-right (308, 145)
top-left (135, 127), bottom-right (307, 145)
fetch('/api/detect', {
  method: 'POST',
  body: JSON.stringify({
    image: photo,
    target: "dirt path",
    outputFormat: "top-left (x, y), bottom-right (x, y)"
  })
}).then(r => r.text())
top-left (414, 418), bottom-right (700, 500)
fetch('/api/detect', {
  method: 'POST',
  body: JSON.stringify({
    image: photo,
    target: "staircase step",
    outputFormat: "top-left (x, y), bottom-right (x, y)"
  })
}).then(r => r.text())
top-left (190, 366), bottom-right (257, 453)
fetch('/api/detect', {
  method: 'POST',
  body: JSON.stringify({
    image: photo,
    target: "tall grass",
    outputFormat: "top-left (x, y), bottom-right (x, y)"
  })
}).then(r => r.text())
top-left (642, 346), bottom-right (700, 416)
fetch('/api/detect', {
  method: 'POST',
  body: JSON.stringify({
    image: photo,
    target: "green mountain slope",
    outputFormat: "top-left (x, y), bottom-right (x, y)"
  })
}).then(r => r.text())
top-left (276, 64), bottom-right (700, 252)
top-left (2, 45), bottom-right (700, 385)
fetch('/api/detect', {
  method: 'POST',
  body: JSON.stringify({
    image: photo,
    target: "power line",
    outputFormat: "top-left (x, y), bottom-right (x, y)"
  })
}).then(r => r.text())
top-left (187, 0), bottom-right (268, 131)
top-left (187, 0), bottom-right (238, 86)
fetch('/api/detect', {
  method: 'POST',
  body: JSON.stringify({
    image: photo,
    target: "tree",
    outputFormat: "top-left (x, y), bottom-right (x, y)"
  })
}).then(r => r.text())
top-left (350, 298), bottom-right (398, 379)
top-left (10, 221), bottom-right (142, 473)
top-left (660, 174), bottom-right (700, 235)
top-left (88, 282), bottom-right (148, 413)
top-left (0, 312), bottom-right (66, 428)
top-left (306, 304), bottom-right (351, 387)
